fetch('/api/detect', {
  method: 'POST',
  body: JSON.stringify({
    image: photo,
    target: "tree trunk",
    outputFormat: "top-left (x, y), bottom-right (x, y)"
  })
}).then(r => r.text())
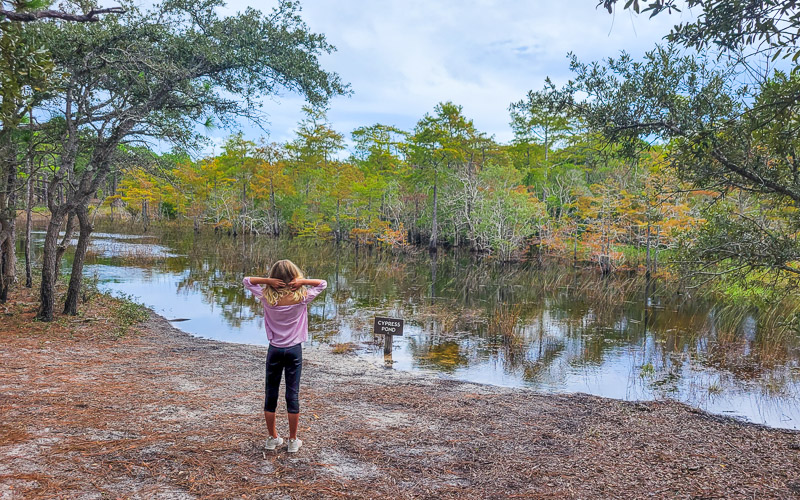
top-left (573, 224), bottom-right (578, 268)
top-left (0, 146), bottom-right (18, 303)
top-left (0, 221), bottom-right (15, 303)
top-left (64, 206), bottom-right (92, 315)
top-left (467, 199), bottom-right (475, 249)
top-left (142, 199), bottom-right (149, 232)
top-left (241, 174), bottom-right (247, 235)
top-left (55, 212), bottom-right (76, 269)
top-left (429, 171), bottom-right (438, 252)
top-left (25, 161), bottom-right (33, 288)
top-left (270, 179), bottom-right (278, 236)
top-left (335, 198), bottom-right (341, 243)
top-left (414, 197), bottom-right (419, 244)
top-left (645, 219), bottom-right (651, 281)
top-left (0, 232), bottom-right (8, 303)
top-left (653, 226), bottom-right (659, 275)
top-left (543, 129), bottom-right (550, 202)
top-left (37, 211), bottom-right (66, 321)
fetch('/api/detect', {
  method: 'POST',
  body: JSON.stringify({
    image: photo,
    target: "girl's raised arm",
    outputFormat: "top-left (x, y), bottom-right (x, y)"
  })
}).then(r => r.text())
top-left (299, 279), bottom-right (327, 304)
top-left (243, 277), bottom-right (286, 299)
top-left (243, 277), bottom-right (265, 299)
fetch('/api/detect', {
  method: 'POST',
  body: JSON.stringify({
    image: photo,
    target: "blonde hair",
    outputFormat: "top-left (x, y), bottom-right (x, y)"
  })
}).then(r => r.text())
top-left (262, 259), bottom-right (308, 306)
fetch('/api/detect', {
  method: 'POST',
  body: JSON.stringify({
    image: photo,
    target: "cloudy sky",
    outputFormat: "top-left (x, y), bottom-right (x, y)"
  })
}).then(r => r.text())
top-left (204, 0), bottom-right (695, 154)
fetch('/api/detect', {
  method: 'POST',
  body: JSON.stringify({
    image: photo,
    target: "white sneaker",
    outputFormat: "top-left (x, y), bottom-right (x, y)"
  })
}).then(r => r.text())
top-left (265, 436), bottom-right (284, 450)
top-left (287, 438), bottom-right (302, 453)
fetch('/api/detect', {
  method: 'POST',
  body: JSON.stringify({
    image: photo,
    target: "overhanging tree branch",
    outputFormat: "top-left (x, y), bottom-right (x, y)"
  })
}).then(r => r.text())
top-left (0, 7), bottom-right (124, 22)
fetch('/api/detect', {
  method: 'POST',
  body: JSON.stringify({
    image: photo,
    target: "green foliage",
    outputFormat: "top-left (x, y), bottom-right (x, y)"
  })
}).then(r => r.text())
top-left (599, 0), bottom-right (800, 61)
top-left (508, 77), bottom-right (574, 161)
top-left (571, 42), bottom-right (800, 293)
top-left (81, 272), bottom-right (101, 304)
top-left (159, 201), bottom-right (178, 220)
top-left (32, 0), bottom-right (348, 150)
top-left (111, 293), bottom-right (149, 337)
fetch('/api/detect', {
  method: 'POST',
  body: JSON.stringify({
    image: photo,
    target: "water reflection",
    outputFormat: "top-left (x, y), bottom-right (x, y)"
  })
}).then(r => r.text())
top-left (21, 227), bottom-right (800, 429)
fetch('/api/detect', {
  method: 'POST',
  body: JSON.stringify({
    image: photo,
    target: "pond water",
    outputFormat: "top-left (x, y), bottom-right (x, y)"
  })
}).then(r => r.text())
top-left (24, 228), bottom-right (800, 429)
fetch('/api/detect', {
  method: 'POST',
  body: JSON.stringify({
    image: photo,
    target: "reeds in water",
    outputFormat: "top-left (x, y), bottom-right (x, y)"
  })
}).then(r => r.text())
top-left (489, 305), bottom-right (524, 348)
top-left (330, 342), bottom-right (356, 354)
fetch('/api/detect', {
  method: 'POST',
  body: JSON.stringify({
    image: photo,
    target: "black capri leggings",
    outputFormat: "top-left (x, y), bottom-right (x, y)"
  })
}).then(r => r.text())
top-left (265, 343), bottom-right (302, 414)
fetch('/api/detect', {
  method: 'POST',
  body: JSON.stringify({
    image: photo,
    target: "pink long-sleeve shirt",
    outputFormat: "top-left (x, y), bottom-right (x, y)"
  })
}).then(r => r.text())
top-left (243, 277), bottom-right (327, 347)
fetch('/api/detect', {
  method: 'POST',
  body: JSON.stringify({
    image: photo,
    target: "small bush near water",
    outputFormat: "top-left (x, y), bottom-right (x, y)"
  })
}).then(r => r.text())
top-left (111, 294), bottom-right (150, 337)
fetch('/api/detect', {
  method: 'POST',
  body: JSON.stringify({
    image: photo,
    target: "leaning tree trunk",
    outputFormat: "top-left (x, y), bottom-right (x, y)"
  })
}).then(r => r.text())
top-left (64, 206), bottom-right (92, 315)
top-left (55, 211), bottom-right (76, 270)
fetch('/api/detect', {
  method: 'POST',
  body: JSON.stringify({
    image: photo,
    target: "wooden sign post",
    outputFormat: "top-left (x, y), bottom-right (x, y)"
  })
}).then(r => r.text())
top-left (374, 317), bottom-right (404, 354)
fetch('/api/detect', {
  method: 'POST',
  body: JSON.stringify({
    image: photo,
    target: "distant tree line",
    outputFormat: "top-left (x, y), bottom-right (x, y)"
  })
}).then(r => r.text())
top-left (112, 102), bottom-right (698, 276)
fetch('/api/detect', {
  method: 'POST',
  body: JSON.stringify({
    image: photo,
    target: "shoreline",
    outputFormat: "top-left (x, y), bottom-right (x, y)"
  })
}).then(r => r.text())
top-left (119, 297), bottom-right (800, 432)
top-left (179, 317), bottom-right (793, 434)
top-left (202, 328), bottom-right (792, 433)
top-left (2, 290), bottom-right (800, 498)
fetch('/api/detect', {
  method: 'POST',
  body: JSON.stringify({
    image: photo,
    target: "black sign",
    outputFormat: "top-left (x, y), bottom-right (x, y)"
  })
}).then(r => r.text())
top-left (374, 317), bottom-right (404, 336)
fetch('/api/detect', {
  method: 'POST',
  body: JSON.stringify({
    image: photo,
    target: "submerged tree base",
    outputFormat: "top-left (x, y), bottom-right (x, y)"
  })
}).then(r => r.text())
top-left (1, 286), bottom-right (799, 498)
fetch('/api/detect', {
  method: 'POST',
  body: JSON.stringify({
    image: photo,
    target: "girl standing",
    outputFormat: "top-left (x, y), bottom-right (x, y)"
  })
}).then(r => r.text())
top-left (243, 260), bottom-right (327, 453)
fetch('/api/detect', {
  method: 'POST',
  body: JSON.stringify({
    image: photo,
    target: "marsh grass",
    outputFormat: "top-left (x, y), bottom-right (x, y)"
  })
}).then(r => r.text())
top-left (85, 247), bottom-right (170, 266)
top-left (417, 302), bottom-right (477, 335)
top-left (489, 305), bottom-right (524, 349)
top-left (703, 299), bottom-right (800, 377)
top-left (330, 342), bottom-right (356, 354)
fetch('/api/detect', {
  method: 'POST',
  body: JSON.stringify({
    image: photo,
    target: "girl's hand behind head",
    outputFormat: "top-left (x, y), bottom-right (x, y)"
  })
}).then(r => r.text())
top-left (288, 278), bottom-right (303, 291)
top-left (264, 277), bottom-right (285, 289)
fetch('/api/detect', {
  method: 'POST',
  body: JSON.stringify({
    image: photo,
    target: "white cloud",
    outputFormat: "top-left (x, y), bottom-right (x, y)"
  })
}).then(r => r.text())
top-left (207, 0), bottom-right (695, 152)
